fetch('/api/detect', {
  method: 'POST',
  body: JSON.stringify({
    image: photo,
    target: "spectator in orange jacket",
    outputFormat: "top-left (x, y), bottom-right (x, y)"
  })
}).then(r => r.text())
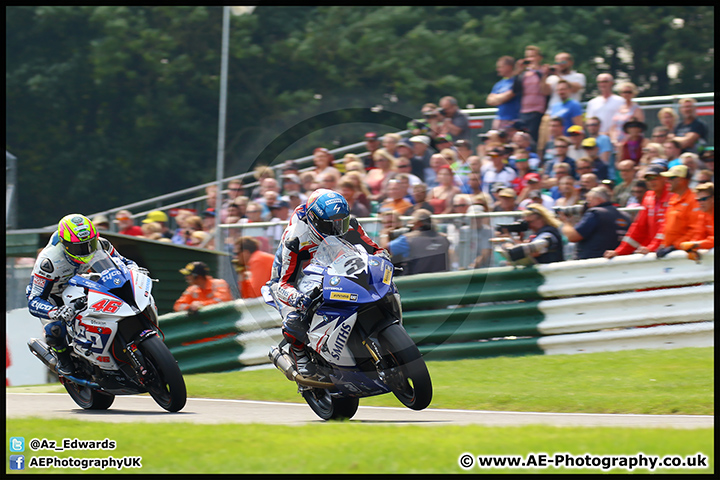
top-left (680, 182), bottom-right (714, 258)
top-left (655, 165), bottom-right (703, 257)
top-left (173, 261), bottom-right (233, 313)
top-left (233, 236), bottom-right (275, 299)
top-left (604, 165), bottom-right (672, 258)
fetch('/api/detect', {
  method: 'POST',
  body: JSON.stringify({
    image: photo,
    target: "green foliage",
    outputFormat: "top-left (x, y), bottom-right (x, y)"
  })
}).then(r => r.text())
top-left (6, 6), bottom-right (714, 228)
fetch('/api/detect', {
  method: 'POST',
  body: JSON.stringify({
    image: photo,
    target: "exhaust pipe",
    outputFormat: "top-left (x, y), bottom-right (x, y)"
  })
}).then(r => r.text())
top-left (28, 338), bottom-right (58, 374)
top-left (27, 338), bottom-right (101, 389)
top-left (268, 347), bottom-right (335, 389)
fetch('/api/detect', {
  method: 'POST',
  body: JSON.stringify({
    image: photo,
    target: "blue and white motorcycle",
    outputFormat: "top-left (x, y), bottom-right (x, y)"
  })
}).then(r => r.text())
top-left (264, 237), bottom-right (432, 421)
top-left (28, 249), bottom-right (186, 412)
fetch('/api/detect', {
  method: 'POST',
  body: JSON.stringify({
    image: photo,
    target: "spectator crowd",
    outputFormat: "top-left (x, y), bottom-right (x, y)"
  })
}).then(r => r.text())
top-left (101, 44), bottom-right (714, 300)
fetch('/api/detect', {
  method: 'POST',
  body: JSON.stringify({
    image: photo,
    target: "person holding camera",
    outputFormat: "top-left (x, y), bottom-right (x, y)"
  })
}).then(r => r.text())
top-left (516, 45), bottom-right (552, 143)
top-left (560, 186), bottom-right (631, 260)
top-left (438, 96), bottom-right (471, 142)
top-left (498, 204), bottom-right (564, 265)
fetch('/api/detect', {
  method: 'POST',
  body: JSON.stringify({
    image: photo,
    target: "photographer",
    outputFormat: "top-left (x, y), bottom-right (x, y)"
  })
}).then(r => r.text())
top-left (560, 186), bottom-right (631, 260)
top-left (438, 96), bottom-right (471, 142)
top-left (388, 209), bottom-right (450, 275)
top-left (498, 204), bottom-right (564, 265)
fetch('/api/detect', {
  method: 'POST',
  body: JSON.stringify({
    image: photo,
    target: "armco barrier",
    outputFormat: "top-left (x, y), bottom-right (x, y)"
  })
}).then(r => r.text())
top-left (160, 249), bottom-right (714, 373)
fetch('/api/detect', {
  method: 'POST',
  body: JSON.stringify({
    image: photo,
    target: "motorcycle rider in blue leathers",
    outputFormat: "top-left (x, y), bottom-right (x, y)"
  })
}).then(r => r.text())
top-left (270, 189), bottom-right (389, 375)
top-left (26, 214), bottom-right (144, 376)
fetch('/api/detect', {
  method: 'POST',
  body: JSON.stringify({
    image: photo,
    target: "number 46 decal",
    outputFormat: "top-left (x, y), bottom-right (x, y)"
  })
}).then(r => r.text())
top-left (90, 299), bottom-right (123, 313)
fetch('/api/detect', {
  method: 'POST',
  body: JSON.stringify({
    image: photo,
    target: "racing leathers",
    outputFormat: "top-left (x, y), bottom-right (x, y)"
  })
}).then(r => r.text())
top-left (26, 232), bottom-right (139, 374)
top-left (270, 204), bottom-right (388, 348)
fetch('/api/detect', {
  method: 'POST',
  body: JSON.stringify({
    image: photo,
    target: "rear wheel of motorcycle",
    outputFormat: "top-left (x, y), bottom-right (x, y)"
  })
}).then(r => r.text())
top-left (138, 335), bottom-right (187, 412)
top-left (302, 389), bottom-right (359, 421)
top-left (378, 324), bottom-right (432, 411)
top-left (61, 377), bottom-right (115, 410)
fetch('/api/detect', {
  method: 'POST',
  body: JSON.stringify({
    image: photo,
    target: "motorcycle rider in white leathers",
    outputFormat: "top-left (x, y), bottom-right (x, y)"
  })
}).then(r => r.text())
top-left (270, 189), bottom-right (389, 375)
top-left (26, 214), bottom-right (145, 376)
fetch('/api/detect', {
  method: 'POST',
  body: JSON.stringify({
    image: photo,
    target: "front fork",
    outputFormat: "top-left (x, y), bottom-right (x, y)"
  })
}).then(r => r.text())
top-left (116, 329), bottom-right (157, 386)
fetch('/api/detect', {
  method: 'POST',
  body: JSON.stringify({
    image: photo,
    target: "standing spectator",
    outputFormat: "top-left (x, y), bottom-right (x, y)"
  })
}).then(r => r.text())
top-left (220, 179), bottom-right (245, 222)
top-left (560, 187), bottom-right (631, 260)
top-left (657, 108), bottom-right (679, 138)
top-left (545, 52), bottom-right (587, 109)
top-left (407, 183), bottom-right (435, 215)
top-left (585, 73), bottom-right (624, 134)
top-left (509, 132), bottom-right (540, 170)
top-left (584, 116), bottom-right (613, 167)
top-left (616, 119), bottom-right (649, 168)
top-left (409, 135), bottom-right (433, 181)
top-left (553, 175), bottom-right (580, 207)
top-left (409, 104), bottom-right (443, 143)
top-left (338, 178), bottom-right (370, 218)
top-left (365, 149), bottom-right (397, 203)
top-left (547, 162), bottom-right (574, 200)
top-left (626, 180), bottom-right (648, 208)
top-left (517, 45), bottom-right (551, 142)
top-left (565, 125), bottom-right (587, 161)
top-left (541, 116), bottom-right (565, 165)
top-left (311, 148), bottom-right (340, 178)
top-left (142, 210), bottom-right (172, 239)
top-left (173, 261), bottom-right (232, 313)
top-left (114, 210), bottom-right (144, 237)
top-left (363, 132), bottom-right (381, 170)
top-left (608, 82), bottom-right (645, 148)
top-left (427, 166), bottom-right (461, 214)
top-left (379, 179), bottom-right (414, 216)
top-left (481, 146), bottom-right (517, 197)
top-left (388, 209), bottom-right (451, 275)
top-left (680, 182), bottom-right (714, 254)
top-left (673, 98), bottom-right (708, 154)
top-left (549, 80), bottom-right (584, 135)
top-left (438, 96), bottom-right (471, 142)
top-left (465, 204), bottom-right (493, 269)
top-left (651, 125), bottom-right (672, 146)
top-left (664, 139), bottom-right (683, 168)
top-left (233, 236), bottom-right (275, 299)
top-left (382, 133), bottom-right (402, 157)
top-left (655, 165), bottom-right (703, 255)
top-left (580, 138), bottom-right (609, 180)
top-left (487, 55), bottom-right (522, 129)
top-left (543, 137), bottom-right (576, 180)
top-left (612, 160), bottom-right (639, 207)
top-left (171, 209), bottom-right (194, 245)
top-left (604, 165), bottom-right (672, 258)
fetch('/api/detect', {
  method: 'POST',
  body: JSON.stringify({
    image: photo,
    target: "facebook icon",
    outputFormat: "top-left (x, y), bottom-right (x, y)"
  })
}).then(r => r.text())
top-left (10, 455), bottom-right (25, 470)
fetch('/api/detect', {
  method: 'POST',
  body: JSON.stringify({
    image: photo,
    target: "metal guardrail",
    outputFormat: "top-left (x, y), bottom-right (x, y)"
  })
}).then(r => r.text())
top-left (159, 248), bottom-right (714, 372)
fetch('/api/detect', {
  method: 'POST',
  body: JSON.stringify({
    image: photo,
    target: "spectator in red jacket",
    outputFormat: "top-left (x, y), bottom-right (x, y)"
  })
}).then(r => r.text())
top-left (114, 210), bottom-right (144, 237)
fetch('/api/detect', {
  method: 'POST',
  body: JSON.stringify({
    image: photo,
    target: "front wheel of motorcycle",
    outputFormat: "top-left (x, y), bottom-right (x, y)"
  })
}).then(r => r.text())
top-left (302, 388), bottom-right (359, 421)
top-left (61, 377), bottom-right (115, 410)
top-left (377, 323), bottom-right (432, 411)
top-left (138, 335), bottom-right (187, 412)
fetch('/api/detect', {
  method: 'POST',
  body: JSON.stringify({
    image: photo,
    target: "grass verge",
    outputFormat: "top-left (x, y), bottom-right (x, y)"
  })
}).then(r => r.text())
top-left (5, 418), bottom-right (714, 474)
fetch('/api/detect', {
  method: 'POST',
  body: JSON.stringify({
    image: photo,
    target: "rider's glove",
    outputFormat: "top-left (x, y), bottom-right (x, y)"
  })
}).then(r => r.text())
top-left (289, 292), bottom-right (312, 312)
top-left (50, 305), bottom-right (76, 323)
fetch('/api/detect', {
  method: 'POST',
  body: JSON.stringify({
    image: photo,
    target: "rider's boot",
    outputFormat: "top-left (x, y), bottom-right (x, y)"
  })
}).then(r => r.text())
top-left (282, 310), bottom-right (313, 377)
top-left (289, 345), bottom-right (313, 377)
top-left (51, 344), bottom-right (75, 376)
top-left (45, 320), bottom-right (75, 376)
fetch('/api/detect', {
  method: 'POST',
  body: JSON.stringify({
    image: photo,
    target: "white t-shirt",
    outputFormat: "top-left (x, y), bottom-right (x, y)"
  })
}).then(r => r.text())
top-left (585, 94), bottom-right (625, 134)
top-left (546, 71), bottom-right (587, 113)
